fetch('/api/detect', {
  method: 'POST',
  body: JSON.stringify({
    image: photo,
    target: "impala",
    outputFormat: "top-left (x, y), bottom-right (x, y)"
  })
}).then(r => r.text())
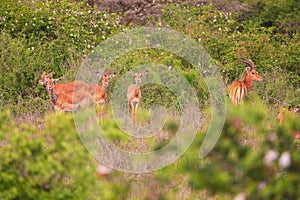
top-left (89, 73), bottom-right (116, 118)
top-left (39, 71), bottom-right (55, 85)
top-left (45, 77), bottom-right (91, 112)
top-left (276, 106), bottom-right (299, 126)
top-left (229, 52), bottom-right (263, 105)
top-left (127, 69), bottom-right (148, 122)
top-left (40, 71), bottom-right (89, 102)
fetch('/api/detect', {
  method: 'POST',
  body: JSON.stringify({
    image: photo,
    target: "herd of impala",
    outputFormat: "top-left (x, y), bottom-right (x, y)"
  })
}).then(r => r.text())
top-left (39, 69), bottom-right (148, 122)
top-left (39, 52), bottom-right (298, 126)
top-left (39, 52), bottom-right (299, 176)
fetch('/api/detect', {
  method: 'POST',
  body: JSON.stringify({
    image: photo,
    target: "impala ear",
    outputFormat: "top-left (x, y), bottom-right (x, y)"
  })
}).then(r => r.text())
top-left (96, 71), bottom-right (102, 78)
top-left (53, 78), bottom-right (61, 83)
top-left (48, 72), bottom-right (55, 77)
top-left (39, 80), bottom-right (46, 85)
top-left (245, 66), bottom-right (251, 72)
top-left (128, 70), bottom-right (136, 77)
top-left (141, 70), bottom-right (148, 77)
top-left (109, 73), bottom-right (116, 79)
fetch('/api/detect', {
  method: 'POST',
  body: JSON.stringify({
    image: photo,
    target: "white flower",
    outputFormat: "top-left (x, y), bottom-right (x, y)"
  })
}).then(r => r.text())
top-left (234, 192), bottom-right (247, 200)
top-left (263, 150), bottom-right (278, 167)
top-left (278, 151), bottom-right (291, 169)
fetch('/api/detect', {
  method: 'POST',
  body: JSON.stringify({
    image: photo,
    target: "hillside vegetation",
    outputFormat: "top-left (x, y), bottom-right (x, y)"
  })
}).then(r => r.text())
top-left (0, 0), bottom-right (299, 199)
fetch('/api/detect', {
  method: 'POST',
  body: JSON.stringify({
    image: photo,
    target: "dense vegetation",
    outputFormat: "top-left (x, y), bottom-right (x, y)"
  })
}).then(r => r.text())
top-left (0, 0), bottom-right (299, 199)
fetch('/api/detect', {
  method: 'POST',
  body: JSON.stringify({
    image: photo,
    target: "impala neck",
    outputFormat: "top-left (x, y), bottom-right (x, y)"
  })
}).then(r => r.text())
top-left (102, 82), bottom-right (108, 88)
top-left (243, 73), bottom-right (253, 92)
top-left (47, 88), bottom-right (57, 105)
top-left (135, 82), bottom-right (140, 89)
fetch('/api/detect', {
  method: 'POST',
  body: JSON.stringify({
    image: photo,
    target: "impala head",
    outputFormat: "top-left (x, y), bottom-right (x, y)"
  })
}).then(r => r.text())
top-left (128, 69), bottom-right (148, 86)
top-left (39, 71), bottom-right (55, 85)
top-left (101, 73), bottom-right (116, 87)
top-left (245, 67), bottom-right (263, 81)
top-left (45, 77), bottom-right (61, 91)
top-left (238, 51), bottom-right (263, 82)
top-left (276, 105), bottom-right (299, 126)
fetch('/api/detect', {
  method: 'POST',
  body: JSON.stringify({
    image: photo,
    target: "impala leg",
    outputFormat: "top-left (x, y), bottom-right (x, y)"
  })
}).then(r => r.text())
top-left (99, 102), bottom-right (105, 124)
top-left (128, 101), bottom-right (132, 120)
top-left (101, 102), bottom-right (105, 118)
top-left (134, 102), bottom-right (139, 123)
top-left (129, 101), bottom-right (135, 122)
top-left (95, 103), bottom-right (101, 118)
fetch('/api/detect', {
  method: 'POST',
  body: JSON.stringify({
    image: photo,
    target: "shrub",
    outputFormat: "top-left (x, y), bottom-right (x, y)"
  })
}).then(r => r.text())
top-left (162, 3), bottom-right (300, 106)
top-left (0, 111), bottom-right (131, 199)
top-left (0, 0), bottom-right (122, 113)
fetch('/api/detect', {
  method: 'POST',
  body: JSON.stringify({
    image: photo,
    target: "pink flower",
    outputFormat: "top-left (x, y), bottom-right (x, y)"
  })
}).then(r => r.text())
top-left (278, 151), bottom-right (291, 169)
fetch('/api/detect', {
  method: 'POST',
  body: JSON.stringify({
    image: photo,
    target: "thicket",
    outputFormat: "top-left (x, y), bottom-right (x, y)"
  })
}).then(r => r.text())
top-left (0, 0), bottom-right (300, 199)
top-left (0, 111), bottom-right (129, 200)
top-left (152, 102), bottom-right (300, 199)
top-left (0, 0), bottom-right (122, 114)
top-left (0, 0), bottom-right (299, 113)
top-left (2, 103), bottom-right (298, 199)
top-left (162, 2), bottom-right (300, 106)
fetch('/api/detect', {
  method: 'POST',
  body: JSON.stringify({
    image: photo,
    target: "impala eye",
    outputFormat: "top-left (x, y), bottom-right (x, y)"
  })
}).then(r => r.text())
top-left (252, 72), bottom-right (255, 75)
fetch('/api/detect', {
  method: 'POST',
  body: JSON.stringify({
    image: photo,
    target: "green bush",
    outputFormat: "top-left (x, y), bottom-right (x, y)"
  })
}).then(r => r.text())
top-left (0, 111), bottom-right (131, 200)
top-left (162, 3), bottom-right (300, 106)
top-left (147, 102), bottom-right (299, 199)
top-left (0, 111), bottom-right (94, 199)
top-left (0, 0), bottom-right (122, 113)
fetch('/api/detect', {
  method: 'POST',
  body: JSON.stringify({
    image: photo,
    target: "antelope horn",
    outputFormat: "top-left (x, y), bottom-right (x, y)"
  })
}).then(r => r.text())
top-left (237, 50), bottom-right (255, 69)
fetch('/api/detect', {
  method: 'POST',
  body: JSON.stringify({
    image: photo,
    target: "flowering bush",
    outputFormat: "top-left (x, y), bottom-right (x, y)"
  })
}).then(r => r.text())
top-left (0, 0), bottom-right (122, 112)
top-left (162, 4), bottom-right (300, 105)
